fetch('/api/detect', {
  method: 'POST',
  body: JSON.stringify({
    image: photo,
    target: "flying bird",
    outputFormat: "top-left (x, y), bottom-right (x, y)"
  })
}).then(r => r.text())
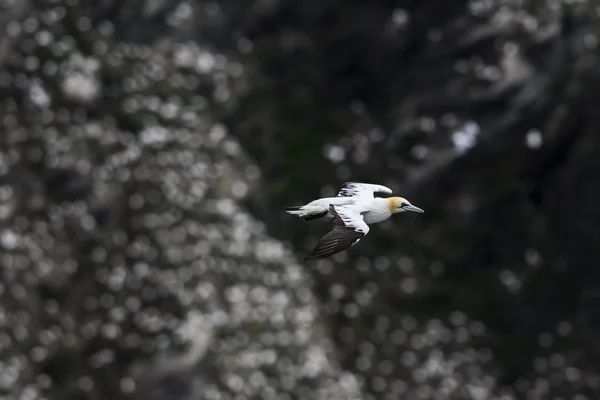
top-left (285, 182), bottom-right (424, 260)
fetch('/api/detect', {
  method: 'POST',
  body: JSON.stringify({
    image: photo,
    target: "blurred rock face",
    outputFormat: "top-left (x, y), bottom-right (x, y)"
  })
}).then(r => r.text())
top-left (0, 1), bottom-right (361, 400)
top-left (3, 1), bottom-right (600, 400)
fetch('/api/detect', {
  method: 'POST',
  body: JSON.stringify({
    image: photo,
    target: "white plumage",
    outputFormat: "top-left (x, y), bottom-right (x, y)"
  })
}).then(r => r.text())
top-left (336, 182), bottom-right (393, 198)
top-left (285, 182), bottom-right (424, 260)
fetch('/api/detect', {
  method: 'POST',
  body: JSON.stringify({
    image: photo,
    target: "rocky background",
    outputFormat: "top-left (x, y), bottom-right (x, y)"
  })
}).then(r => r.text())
top-left (1, 0), bottom-right (600, 399)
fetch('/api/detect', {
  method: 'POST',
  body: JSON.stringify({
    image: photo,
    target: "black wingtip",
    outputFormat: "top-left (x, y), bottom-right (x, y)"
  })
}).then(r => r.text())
top-left (283, 206), bottom-right (301, 211)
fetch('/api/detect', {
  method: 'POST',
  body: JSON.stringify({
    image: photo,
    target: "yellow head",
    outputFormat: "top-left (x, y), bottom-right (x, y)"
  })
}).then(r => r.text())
top-left (386, 197), bottom-right (425, 214)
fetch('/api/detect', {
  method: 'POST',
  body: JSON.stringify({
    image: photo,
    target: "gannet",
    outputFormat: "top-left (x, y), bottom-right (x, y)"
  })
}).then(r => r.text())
top-left (285, 182), bottom-right (424, 260)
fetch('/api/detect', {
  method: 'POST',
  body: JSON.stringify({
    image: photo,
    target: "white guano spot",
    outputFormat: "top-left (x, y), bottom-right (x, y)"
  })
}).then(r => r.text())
top-left (526, 129), bottom-right (542, 149)
top-left (451, 121), bottom-right (480, 154)
top-left (324, 145), bottom-right (346, 163)
top-left (0, 230), bottom-right (20, 249)
top-left (61, 73), bottom-right (100, 102)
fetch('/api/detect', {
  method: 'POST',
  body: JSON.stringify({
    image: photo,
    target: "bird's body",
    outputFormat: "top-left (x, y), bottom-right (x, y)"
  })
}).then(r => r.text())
top-left (285, 182), bottom-right (424, 260)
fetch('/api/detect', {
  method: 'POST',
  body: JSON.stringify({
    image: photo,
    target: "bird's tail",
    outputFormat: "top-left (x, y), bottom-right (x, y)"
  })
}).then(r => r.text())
top-left (283, 205), bottom-right (302, 213)
top-left (284, 205), bottom-right (328, 222)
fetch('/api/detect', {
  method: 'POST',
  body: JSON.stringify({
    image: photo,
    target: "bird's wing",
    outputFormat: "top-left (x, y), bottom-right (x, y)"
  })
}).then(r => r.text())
top-left (305, 204), bottom-right (370, 260)
top-left (337, 182), bottom-right (393, 198)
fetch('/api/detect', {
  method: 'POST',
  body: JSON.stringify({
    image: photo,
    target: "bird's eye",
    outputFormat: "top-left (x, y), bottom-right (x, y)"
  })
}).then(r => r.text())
top-left (400, 203), bottom-right (408, 208)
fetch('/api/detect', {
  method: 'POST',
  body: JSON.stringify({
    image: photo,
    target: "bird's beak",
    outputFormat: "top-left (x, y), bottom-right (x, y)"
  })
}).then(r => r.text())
top-left (403, 204), bottom-right (424, 213)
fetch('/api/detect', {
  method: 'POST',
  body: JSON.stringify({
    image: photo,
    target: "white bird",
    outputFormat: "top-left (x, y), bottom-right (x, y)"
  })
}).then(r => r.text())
top-left (284, 182), bottom-right (424, 260)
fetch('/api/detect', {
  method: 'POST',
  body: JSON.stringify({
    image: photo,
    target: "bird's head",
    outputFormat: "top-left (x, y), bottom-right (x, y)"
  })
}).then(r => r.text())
top-left (387, 197), bottom-right (425, 214)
